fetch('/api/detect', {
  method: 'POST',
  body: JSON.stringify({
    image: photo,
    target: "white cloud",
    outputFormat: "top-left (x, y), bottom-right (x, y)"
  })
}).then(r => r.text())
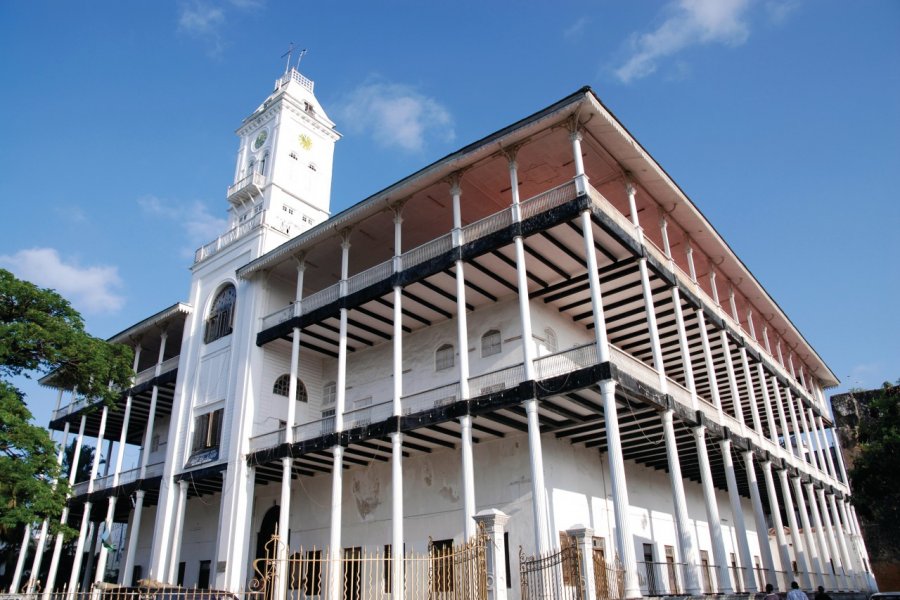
top-left (614, 0), bottom-right (752, 83)
top-left (138, 195), bottom-right (228, 256)
top-left (336, 80), bottom-right (455, 153)
top-left (564, 17), bottom-right (590, 41)
top-left (177, 0), bottom-right (264, 56)
top-left (0, 248), bottom-right (125, 314)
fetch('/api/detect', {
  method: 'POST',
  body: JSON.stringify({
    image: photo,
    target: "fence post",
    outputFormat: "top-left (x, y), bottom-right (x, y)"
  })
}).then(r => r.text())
top-left (474, 509), bottom-right (510, 600)
top-left (567, 525), bottom-right (598, 600)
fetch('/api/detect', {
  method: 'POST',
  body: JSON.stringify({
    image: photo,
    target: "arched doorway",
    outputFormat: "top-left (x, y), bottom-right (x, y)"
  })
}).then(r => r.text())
top-left (255, 506), bottom-right (280, 562)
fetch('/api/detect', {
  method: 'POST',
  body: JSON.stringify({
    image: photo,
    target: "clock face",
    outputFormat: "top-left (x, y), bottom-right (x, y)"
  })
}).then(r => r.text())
top-left (253, 130), bottom-right (268, 150)
top-left (299, 134), bottom-right (313, 151)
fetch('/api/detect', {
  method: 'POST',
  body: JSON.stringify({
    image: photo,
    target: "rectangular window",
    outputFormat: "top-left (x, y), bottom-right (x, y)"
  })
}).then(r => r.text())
top-left (664, 545), bottom-right (678, 594)
top-left (643, 543), bottom-right (658, 595)
top-left (177, 562), bottom-right (186, 587)
top-left (700, 550), bottom-right (712, 593)
top-left (198, 560), bottom-right (211, 590)
top-left (432, 539), bottom-right (454, 592)
top-left (191, 409), bottom-right (223, 452)
top-left (730, 553), bottom-right (741, 593)
top-left (504, 532), bottom-right (511, 589)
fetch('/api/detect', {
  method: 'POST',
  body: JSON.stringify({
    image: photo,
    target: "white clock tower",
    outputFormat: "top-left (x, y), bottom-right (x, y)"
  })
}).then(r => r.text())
top-left (227, 67), bottom-right (340, 237)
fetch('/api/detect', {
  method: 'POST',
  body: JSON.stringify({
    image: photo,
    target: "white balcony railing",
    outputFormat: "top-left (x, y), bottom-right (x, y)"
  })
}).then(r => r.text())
top-left (226, 171), bottom-right (267, 202)
top-left (195, 210), bottom-right (265, 263)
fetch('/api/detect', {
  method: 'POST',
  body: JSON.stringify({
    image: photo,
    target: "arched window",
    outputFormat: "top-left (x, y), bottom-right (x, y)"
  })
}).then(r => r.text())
top-left (247, 159), bottom-right (255, 176)
top-left (323, 382), bottom-right (336, 405)
top-left (481, 329), bottom-right (501, 357)
top-left (259, 152), bottom-right (269, 175)
top-left (272, 374), bottom-right (308, 402)
top-left (544, 327), bottom-right (558, 354)
top-left (204, 284), bottom-right (236, 344)
top-left (435, 344), bottom-right (454, 371)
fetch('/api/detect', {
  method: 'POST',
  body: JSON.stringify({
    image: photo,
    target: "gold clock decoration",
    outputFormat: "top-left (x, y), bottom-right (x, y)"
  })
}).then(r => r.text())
top-left (299, 134), bottom-right (313, 151)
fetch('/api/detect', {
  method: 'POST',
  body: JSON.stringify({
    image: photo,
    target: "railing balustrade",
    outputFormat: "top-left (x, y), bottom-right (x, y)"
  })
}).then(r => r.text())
top-left (463, 207), bottom-right (514, 245)
top-left (194, 210), bottom-right (264, 263)
top-left (342, 400), bottom-right (392, 430)
top-left (402, 232), bottom-right (453, 270)
top-left (468, 364), bottom-right (525, 397)
top-left (402, 383), bottom-right (460, 415)
top-left (293, 416), bottom-right (335, 443)
top-left (533, 343), bottom-right (597, 381)
top-left (519, 180), bottom-right (578, 221)
top-left (346, 260), bottom-right (393, 296)
top-left (249, 428), bottom-right (286, 452)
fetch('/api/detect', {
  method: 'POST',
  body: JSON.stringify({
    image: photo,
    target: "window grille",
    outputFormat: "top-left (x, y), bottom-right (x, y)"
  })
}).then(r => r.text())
top-left (481, 329), bottom-right (502, 357)
top-left (435, 344), bottom-right (455, 371)
top-left (204, 285), bottom-right (236, 344)
top-left (273, 374), bottom-right (308, 402)
top-left (323, 382), bottom-right (336, 405)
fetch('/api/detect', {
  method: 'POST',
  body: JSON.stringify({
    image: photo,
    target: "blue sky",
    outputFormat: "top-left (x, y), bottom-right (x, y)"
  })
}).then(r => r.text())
top-left (1, 0), bottom-right (898, 428)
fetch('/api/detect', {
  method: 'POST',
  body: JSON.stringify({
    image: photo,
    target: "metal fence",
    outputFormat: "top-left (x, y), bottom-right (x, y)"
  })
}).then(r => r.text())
top-left (519, 544), bottom-right (583, 600)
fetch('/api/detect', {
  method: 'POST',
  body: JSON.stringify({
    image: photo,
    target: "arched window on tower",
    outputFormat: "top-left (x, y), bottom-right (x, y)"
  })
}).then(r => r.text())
top-left (247, 159), bottom-right (255, 177)
top-left (259, 152), bottom-right (269, 176)
top-left (481, 329), bottom-right (501, 357)
top-left (435, 344), bottom-right (455, 371)
top-left (204, 284), bottom-right (236, 344)
top-left (273, 374), bottom-right (308, 402)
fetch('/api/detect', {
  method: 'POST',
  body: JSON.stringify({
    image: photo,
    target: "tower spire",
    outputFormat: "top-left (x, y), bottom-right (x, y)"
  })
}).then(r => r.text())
top-left (281, 42), bottom-right (294, 75)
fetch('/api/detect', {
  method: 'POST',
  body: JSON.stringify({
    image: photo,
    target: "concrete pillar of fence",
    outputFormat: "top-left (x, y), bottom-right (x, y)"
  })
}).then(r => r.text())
top-left (567, 525), bottom-right (598, 600)
top-left (474, 509), bottom-right (510, 600)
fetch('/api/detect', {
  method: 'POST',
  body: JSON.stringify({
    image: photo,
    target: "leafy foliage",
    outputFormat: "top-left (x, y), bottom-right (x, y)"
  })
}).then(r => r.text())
top-left (849, 384), bottom-right (900, 559)
top-left (0, 269), bottom-right (133, 542)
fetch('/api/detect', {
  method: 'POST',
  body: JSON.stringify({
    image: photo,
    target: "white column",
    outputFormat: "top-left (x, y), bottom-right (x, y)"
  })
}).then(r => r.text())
top-left (671, 286), bottom-right (698, 409)
top-left (771, 377), bottom-right (794, 455)
top-left (784, 389), bottom-right (803, 460)
top-left (474, 509), bottom-right (511, 600)
top-left (460, 415), bottom-right (476, 539)
top-left (720, 333), bottom-right (746, 427)
top-left (848, 505), bottom-right (876, 592)
top-left (329, 234), bottom-right (351, 598)
top-left (568, 525), bottom-right (598, 600)
top-left (45, 413), bottom-right (86, 597)
top-left (828, 494), bottom-right (857, 589)
top-left (662, 411), bottom-right (701, 594)
top-left (792, 476), bottom-right (824, 582)
top-left (743, 452), bottom-right (777, 586)
top-left (167, 480), bottom-right (189, 582)
top-left (815, 416), bottom-right (839, 482)
top-left (838, 500), bottom-right (865, 589)
top-left (509, 152), bottom-right (549, 555)
top-left (778, 469), bottom-right (812, 589)
top-left (761, 460), bottom-right (793, 576)
top-left (806, 483), bottom-right (836, 589)
top-left (391, 207), bottom-right (404, 600)
top-left (10, 523), bottom-right (31, 593)
top-left (806, 409), bottom-right (827, 475)
top-left (694, 426), bottom-right (733, 593)
top-left (817, 488), bottom-right (848, 590)
top-left (796, 401), bottom-right (818, 469)
top-left (581, 207), bottom-right (640, 598)
top-left (121, 490), bottom-right (145, 585)
top-left (740, 349), bottom-right (763, 435)
top-left (68, 404), bottom-right (109, 595)
top-left (757, 364), bottom-right (779, 445)
top-left (721, 440), bottom-right (757, 592)
top-left (696, 310), bottom-right (724, 420)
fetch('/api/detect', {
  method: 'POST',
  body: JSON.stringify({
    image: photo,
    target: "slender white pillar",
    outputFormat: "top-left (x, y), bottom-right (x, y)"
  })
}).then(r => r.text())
top-left (662, 411), bottom-right (701, 594)
top-left (792, 476), bottom-right (824, 582)
top-left (580, 207), bottom-right (640, 598)
top-left (806, 483), bottom-right (836, 589)
top-left (838, 500), bottom-right (865, 589)
top-left (806, 409), bottom-right (827, 475)
top-left (121, 490), bottom-right (145, 585)
top-left (817, 488), bottom-right (848, 590)
top-left (848, 505), bottom-right (876, 592)
top-left (391, 206), bottom-right (405, 600)
top-left (69, 404), bottom-right (109, 595)
top-left (815, 416), bottom-right (839, 482)
top-left (771, 377), bottom-right (794, 455)
top-left (460, 415), bottom-right (477, 539)
top-left (761, 461), bottom-right (792, 575)
top-left (739, 349), bottom-right (763, 435)
top-left (10, 523), bottom-right (31, 593)
top-left (721, 440), bottom-right (756, 591)
top-left (720, 333), bottom-right (746, 427)
top-left (696, 310), bottom-right (724, 420)
top-left (671, 286), bottom-right (698, 409)
top-left (778, 470), bottom-right (812, 588)
top-left (694, 427), bottom-right (732, 593)
top-left (167, 480), bottom-right (189, 582)
top-left (784, 389), bottom-right (803, 460)
top-left (743, 452), bottom-right (777, 585)
top-left (328, 446), bottom-right (344, 599)
top-left (796, 401), bottom-right (818, 469)
top-left (828, 494), bottom-right (857, 589)
top-left (45, 413), bottom-right (86, 597)
top-left (508, 153), bottom-right (549, 555)
top-left (757, 365), bottom-right (779, 445)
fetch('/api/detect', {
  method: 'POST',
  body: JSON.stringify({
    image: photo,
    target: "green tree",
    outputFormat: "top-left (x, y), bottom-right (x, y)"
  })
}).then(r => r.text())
top-left (0, 268), bottom-right (133, 543)
top-left (849, 384), bottom-right (900, 559)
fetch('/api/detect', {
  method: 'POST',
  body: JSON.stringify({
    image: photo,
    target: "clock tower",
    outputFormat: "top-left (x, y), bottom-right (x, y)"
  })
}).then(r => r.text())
top-left (227, 67), bottom-right (340, 238)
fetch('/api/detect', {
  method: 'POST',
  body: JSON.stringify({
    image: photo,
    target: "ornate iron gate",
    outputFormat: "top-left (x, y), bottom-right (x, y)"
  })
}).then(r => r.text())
top-left (519, 544), bottom-right (583, 600)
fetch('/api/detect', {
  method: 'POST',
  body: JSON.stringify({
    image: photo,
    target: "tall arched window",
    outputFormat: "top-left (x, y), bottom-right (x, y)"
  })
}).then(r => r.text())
top-left (481, 329), bottom-right (501, 357)
top-left (544, 327), bottom-right (558, 354)
top-left (204, 284), bottom-right (236, 344)
top-left (273, 374), bottom-right (308, 402)
top-left (435, 344), bottom-right (454, 371)
top-left (259, 152), bottom-right (269, 175)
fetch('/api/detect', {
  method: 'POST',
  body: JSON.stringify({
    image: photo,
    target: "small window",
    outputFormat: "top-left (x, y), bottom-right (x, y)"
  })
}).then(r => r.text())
top-left (282, 205), bottom-right (295, 215)
top-left (273, 374), bottom-right (308, 402)
top-left (544, 327), bottom-right (558, 354)
top-left (323, 382), bottom-right (336, 405)
top-left (259, 151), bottom-right (269, 175)
top-left (191, 409), bottom-right (224, 453)
top-left (204, 285), bottom-right (236, 344)
top-left (435, 344), bottom-right (454, 371)
top-left (481, 330), bottom-right (501, 357)
top-left (308, 163), bottom-right (317, 172)
top-left (289, 151), bottom-right (298, 160)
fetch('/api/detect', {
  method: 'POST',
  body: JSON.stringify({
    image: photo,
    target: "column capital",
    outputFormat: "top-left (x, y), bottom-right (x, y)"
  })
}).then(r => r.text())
top-left (565, 524), bottom-right (594, 540)
top-left (569, 130), bottom-right (583, 143)
top-left (474, 508), bottom-right (510, 530)
top-left (340, 230), bottom-right (352, 249)
top-left (625, 180), bottom-right (636, 197)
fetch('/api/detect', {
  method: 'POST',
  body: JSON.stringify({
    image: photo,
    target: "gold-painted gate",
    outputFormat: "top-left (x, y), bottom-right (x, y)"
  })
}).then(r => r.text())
top-left (251, 534), bottom-right (487, 600)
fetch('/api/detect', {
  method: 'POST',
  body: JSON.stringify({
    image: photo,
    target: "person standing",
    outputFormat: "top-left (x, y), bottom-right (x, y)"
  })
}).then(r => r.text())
top-left (787, 581), bottom-right (808, 600)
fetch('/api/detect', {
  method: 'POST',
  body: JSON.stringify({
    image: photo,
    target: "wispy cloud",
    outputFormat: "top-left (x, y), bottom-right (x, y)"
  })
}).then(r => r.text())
top-left (177, 0), bottom-right (264, 56)
top-left (138, 195), bottom-right (228, 257)
top-left (0, 248), bottom-right (125, 314)
top-left (614, 0), bottom-right (753, 83)
top-left (335, 79), bottom-right (455, 153)
top-left (564, 17), bottom-right (590, 42)
top-left (54, 205), bottom-right (89, 225)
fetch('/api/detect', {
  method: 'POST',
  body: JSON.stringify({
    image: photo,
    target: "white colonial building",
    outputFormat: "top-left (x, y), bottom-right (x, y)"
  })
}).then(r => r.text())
top-left (12, 68), bottom-right (877, 600)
